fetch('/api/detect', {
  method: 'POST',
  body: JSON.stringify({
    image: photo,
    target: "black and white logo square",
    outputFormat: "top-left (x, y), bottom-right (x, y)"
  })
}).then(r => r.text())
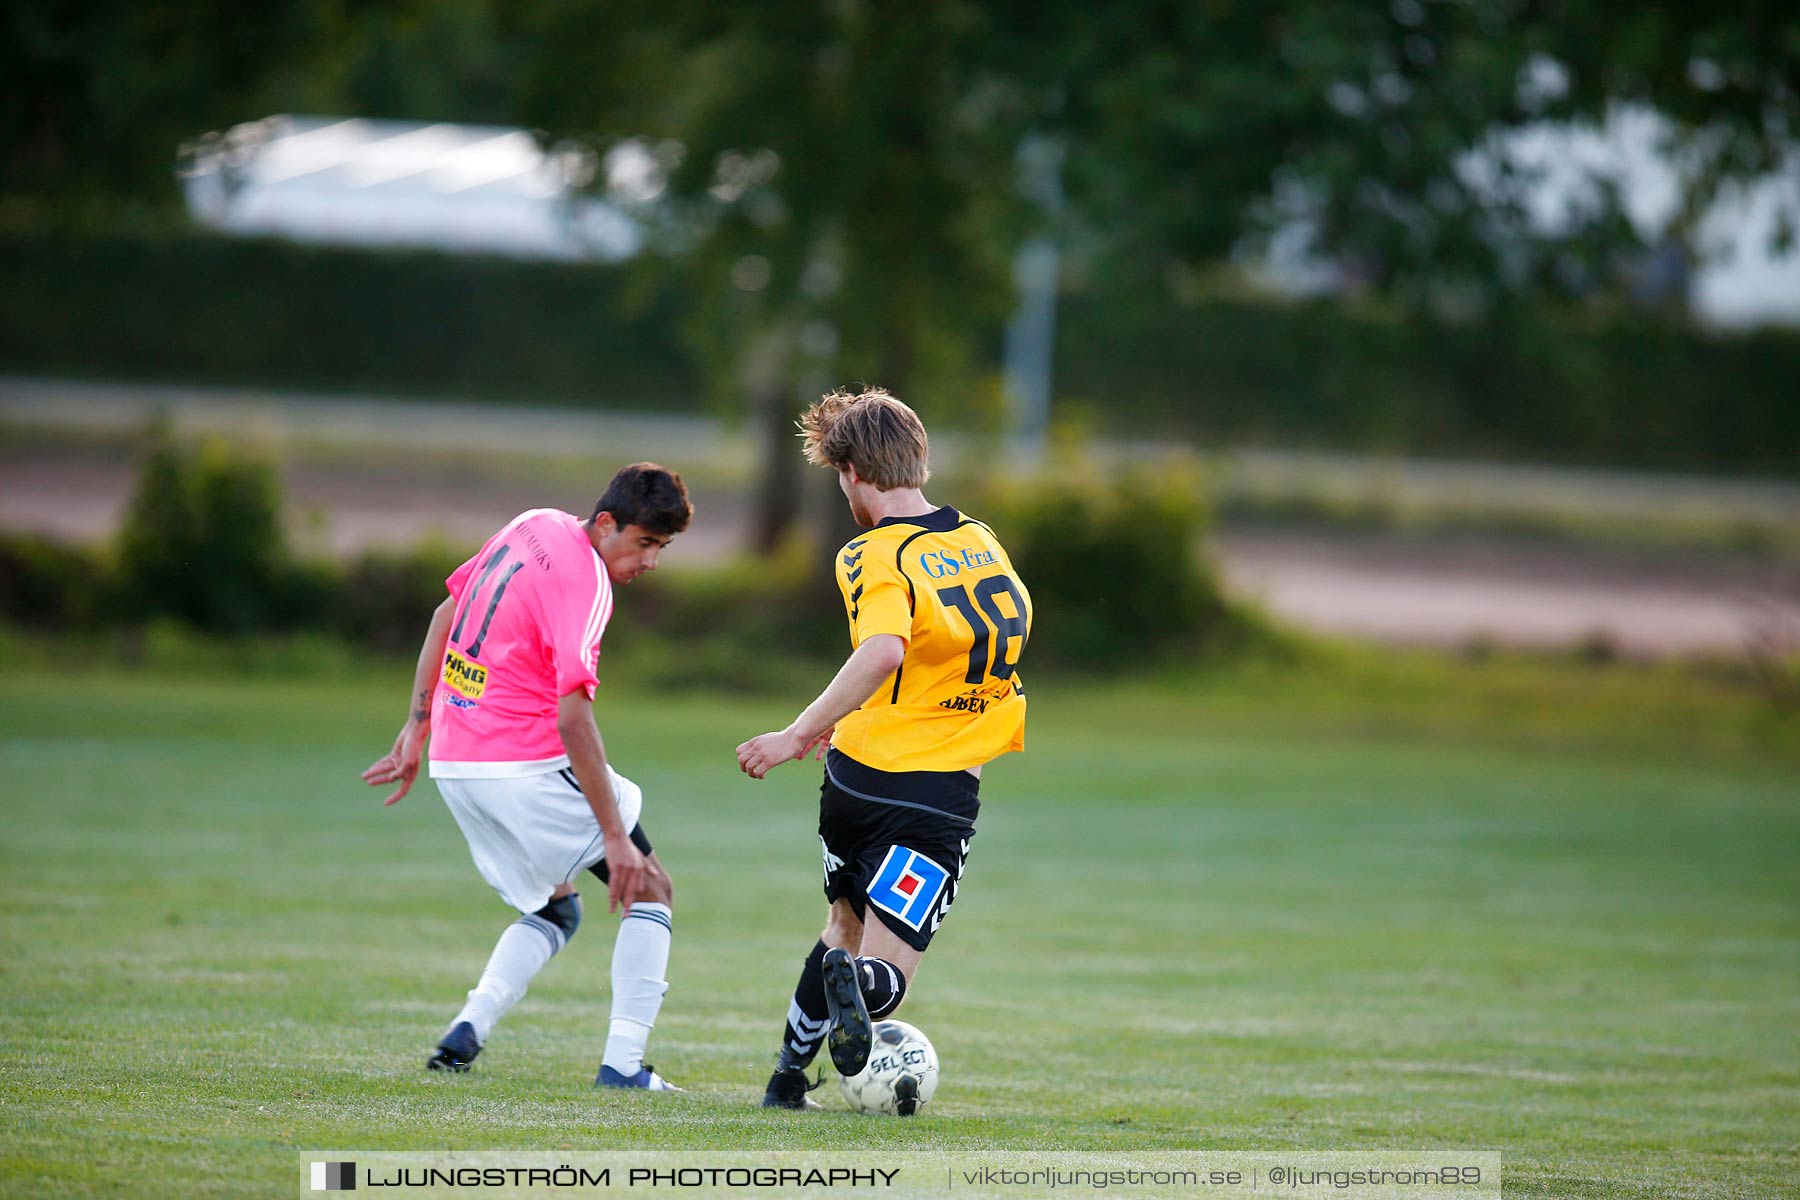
top-left (310, 1161), bottom-right (356, 1191)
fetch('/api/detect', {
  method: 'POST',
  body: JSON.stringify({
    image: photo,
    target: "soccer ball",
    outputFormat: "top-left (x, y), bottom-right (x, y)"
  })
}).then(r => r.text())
top-left (838, 1020), bottom-right (938, 1116)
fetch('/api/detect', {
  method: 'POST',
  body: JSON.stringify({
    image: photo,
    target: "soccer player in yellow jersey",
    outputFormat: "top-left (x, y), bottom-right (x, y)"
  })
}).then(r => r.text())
top-left (737, 387), bottom-right (1032, 1110)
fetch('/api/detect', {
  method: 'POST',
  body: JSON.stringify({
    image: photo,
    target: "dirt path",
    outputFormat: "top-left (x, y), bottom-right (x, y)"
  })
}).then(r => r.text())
top-left (1215, 530), bottom-right (1795, 657)
top-left (5, 377), bottom-right (1796, 658)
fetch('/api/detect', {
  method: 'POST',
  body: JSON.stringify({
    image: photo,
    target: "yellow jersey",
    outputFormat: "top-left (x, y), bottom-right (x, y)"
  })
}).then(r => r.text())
top-left (829, 506), bottom-right (1031, 773)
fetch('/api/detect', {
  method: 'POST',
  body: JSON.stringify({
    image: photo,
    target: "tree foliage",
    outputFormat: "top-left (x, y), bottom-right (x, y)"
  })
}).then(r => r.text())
top-left (2, 0), bottom-right (531, 223)
top-left (5, 1), bottom-right (338, 221)
top-left (8, 1), bottom-right (1793, 550)
top-left (8, 1), bottom-right (1793, 306)
top-left (500, 2), bottom-right (1798, 356)
top-left (511, 3), bottom-right (1022, 403)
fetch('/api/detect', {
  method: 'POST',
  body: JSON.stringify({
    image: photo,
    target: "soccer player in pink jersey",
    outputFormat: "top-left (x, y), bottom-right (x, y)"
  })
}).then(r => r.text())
top-left (362, 463), bottom-right (692, 1091)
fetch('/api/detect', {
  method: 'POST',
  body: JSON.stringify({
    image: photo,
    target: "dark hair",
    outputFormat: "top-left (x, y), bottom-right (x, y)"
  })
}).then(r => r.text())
top-left (592, 463), bottom-right (692, 536)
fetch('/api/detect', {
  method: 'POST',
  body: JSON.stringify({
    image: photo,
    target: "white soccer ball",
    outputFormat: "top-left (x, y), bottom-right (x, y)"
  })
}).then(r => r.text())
top-left (838, 1020), bottom-right (939, 1116)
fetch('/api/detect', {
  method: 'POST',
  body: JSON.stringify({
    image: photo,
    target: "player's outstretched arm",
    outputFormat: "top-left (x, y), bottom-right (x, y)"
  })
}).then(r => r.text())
top-left (557, 691), bottom-right (654, 915)
top-left (362, 596), bottom-right (453, 806)
top-left (736, 634), bottom-right (905, 779)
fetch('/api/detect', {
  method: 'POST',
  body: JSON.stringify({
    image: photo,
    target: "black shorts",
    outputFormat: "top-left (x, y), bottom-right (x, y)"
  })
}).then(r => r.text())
top-left (818, 748), bottom-right (979, 952)
top-left (587, 822), bottom-right (654, 884)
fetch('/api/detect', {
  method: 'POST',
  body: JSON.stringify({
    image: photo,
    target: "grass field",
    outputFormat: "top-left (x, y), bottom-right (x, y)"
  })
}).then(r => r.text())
top-left (1, 643), bottom-right (1796, 1198)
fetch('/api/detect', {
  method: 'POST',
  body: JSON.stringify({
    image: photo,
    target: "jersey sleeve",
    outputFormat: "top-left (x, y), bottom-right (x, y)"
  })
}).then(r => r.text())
top-left (546, 562), bottom-right (611, 700)
top-left (839, 539), bottom-right (912, 646)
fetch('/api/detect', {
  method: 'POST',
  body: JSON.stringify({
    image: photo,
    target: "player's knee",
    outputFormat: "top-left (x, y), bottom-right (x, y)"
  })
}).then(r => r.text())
top-left (859, 956), bottom-right (908, 1019)
top-left (632, 867), bottom-right (673, 908)
top-left (821, 911), bottom-right (861, 951)
top-left (536, 893), bottom-right (583, 942)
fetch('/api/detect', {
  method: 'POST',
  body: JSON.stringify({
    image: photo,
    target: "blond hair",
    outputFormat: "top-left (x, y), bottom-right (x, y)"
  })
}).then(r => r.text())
top-left (798, 387), bottom-right (931, 490)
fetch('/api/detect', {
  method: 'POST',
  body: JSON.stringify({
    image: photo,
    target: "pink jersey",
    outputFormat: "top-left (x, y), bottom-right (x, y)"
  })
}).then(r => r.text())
top-left (427, 509), bottom-right (613, 778)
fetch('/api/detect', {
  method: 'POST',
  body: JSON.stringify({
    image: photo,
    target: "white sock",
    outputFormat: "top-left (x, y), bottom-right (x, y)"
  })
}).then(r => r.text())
top-left (601, 902), bottom-right (672, 1075)
top-left (453, 912), bottom-right (566, 1044)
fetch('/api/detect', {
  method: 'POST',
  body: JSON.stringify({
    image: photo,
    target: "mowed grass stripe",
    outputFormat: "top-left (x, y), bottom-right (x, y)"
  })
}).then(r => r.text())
top-left (0, 665), bottom-right (1795, 1198)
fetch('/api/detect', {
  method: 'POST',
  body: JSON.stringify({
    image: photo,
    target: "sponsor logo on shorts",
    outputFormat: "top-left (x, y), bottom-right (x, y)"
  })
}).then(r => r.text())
top-left (442, 649), bottom-right (487, 699)
top-left (819, 836), bottom-right (846, 883)
top-left (928, 837), bottom-right (970, 933)
top-left (866, 846), bottom-right (949, 931)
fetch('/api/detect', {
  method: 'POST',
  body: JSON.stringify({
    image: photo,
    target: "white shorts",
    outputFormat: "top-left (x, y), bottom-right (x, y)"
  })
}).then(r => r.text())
top-left (435, 766), bottom-right (644, 913)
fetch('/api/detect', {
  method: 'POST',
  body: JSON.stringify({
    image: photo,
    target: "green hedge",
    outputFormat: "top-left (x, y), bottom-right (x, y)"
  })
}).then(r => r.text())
top-left (3, 228), bottom-right (1796, 474)
top-left (0, 230), bottom-right (698, 408)
top-left (2, 431), bottom-right (1269, 675)
top-left (1057, 294), bottom-right (1800, 476)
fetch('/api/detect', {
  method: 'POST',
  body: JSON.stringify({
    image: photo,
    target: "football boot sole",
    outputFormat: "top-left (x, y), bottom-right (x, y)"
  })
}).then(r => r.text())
top-left (821, 948), bottom-right (873, 1077)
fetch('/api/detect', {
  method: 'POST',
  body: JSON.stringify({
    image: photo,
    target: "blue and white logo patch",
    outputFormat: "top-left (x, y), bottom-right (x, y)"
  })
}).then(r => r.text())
top-left (865, 846), bottom-right (949, 931)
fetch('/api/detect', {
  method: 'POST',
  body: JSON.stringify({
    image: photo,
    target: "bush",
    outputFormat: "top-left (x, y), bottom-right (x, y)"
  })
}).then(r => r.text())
top-left (981, 455), bottom-right (1251, 670)
top-left (0, 533), bottom-right (107, 628)
top-left (2, 432), bottom-right (1286, 680)
top-left (331, 542), bottom-right (465, 655)
top-left (619, 548), bottom-right (849, 690)
top-left (115, 423), bottom-right (315, 632)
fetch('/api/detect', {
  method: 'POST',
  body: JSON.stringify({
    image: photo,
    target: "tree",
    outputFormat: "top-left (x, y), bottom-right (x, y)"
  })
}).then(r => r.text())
top-left (2, 0), bottom-right (520, 224)
top-left (512, 1), bottom-right (1029, 550)
top-left (516, 2), bottom-right (1796, 548)
top-left (5, 1), bottom-right (337, 221)
top-left (1024, 1), bottom-right (1798, 306)
top-left (8, 1), bottom-right (1792, 543)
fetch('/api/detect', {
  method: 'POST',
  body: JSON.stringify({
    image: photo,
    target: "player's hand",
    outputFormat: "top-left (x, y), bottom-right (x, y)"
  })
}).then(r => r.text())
top-left (735, 729), bottom-right (809, 780)
top-left (602, 829), bottom-right (647, 915)
top-left (803, 727), bottom-right (834, 762)
top-left (361, 720), bottom-right (427, 806)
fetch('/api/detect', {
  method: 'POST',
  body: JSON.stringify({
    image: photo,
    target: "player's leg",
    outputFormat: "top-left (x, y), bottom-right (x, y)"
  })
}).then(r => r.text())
top-left (766, 903), bottom-right (925, 1089)
top-left (431, 776), bottom-right (588, 1073)
top-left (431, 885), bottom-right (583, 1072)
top-left (762, 899), bottom-right (862, 1109)
top-left (813, 919), bottom-right (925, 1078)
top-left (822, 832), bottom-right (971, 1075)
top-left (804, 752), bottom-right (978, 1075)
top-left (517, 763), bottom-right (677, 1091)
top-left (765, 786), bottom-right (870, 1108)
top-left (849, 918), bottom-right (922, 1007)
top-left (783, 902), bottom-right (865, 1071)
top-left (592, 836), bottom-right (681, 1092)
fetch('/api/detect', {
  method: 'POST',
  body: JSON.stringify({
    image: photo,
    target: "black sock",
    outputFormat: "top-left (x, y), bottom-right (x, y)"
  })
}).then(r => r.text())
top-left (857, 955), bottom-right (907, 1018)
top-left (776, 940), bottom-right (830, 1071)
